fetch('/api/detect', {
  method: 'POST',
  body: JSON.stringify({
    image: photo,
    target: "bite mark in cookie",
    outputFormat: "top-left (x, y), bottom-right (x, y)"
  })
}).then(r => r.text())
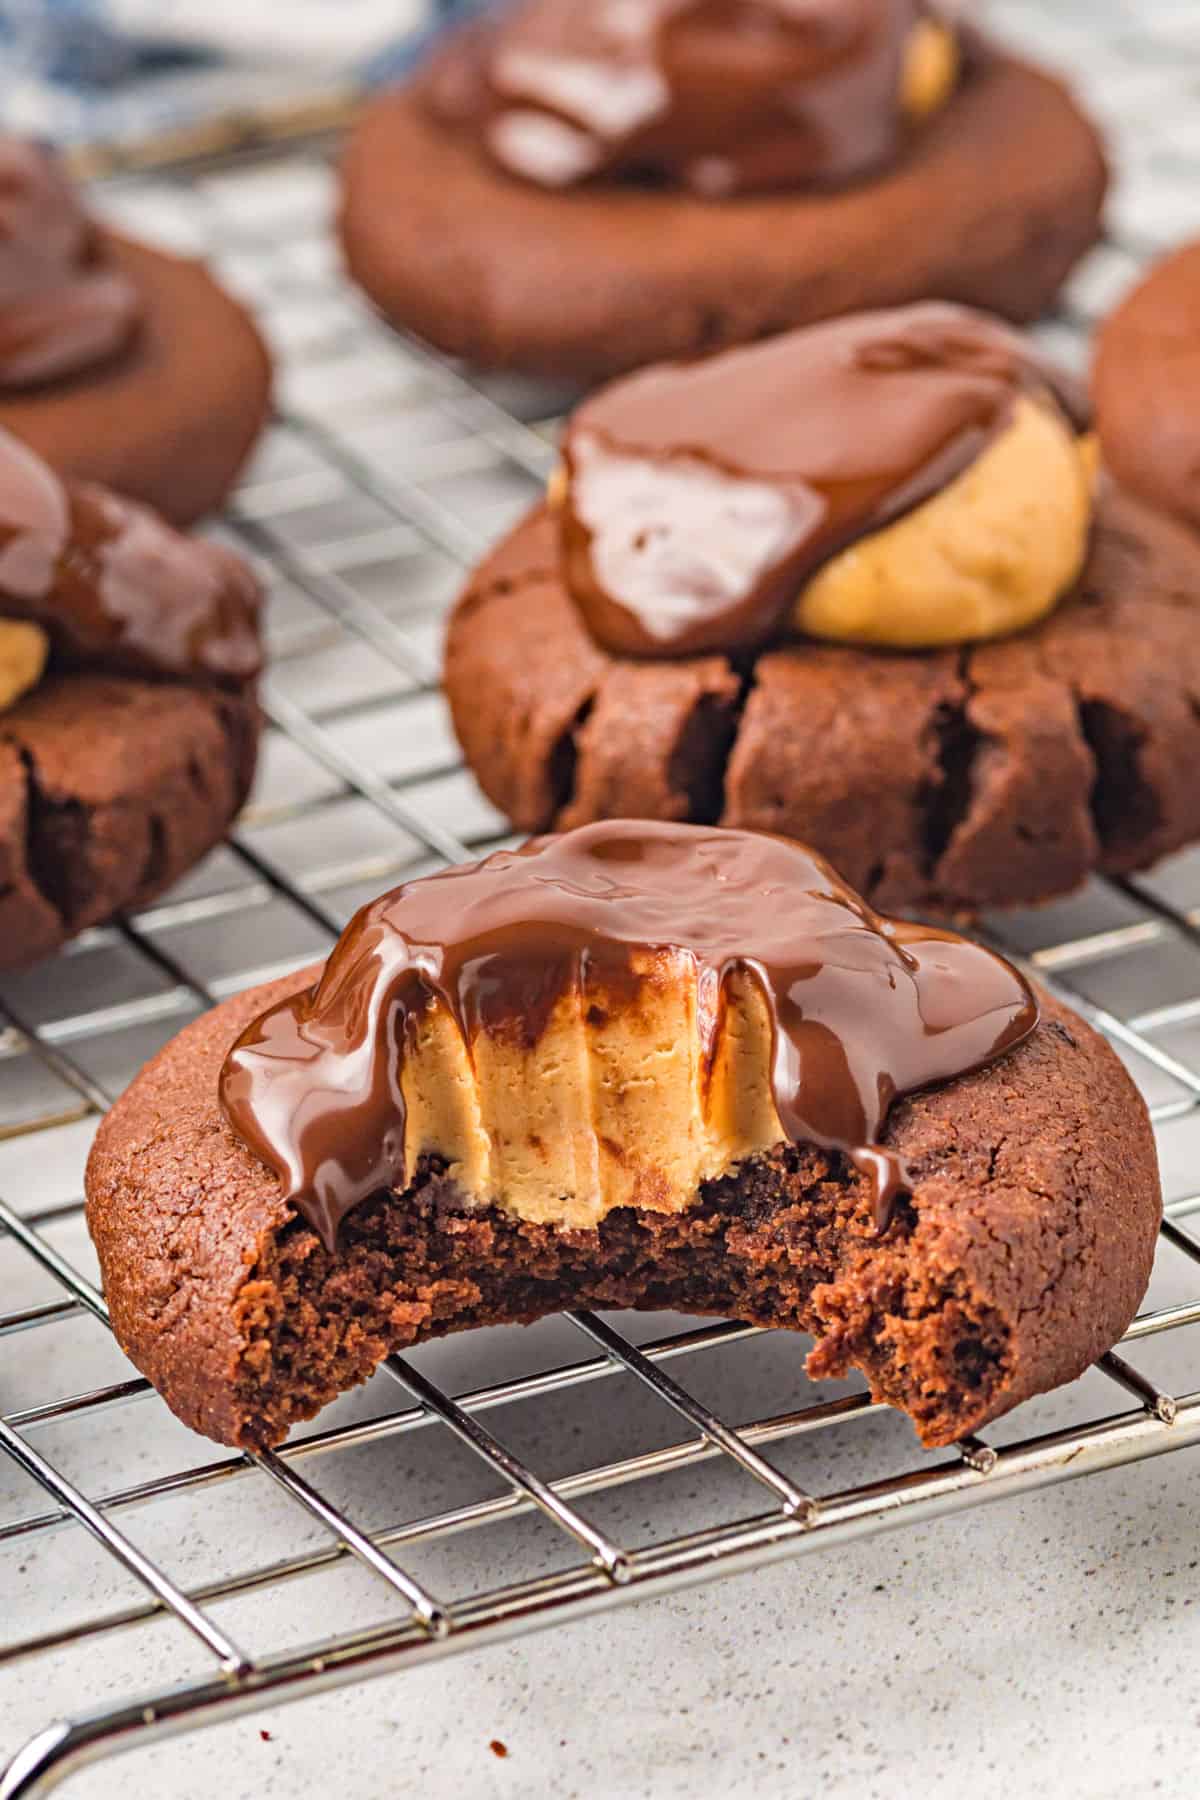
top-left (85, 826), bottom-right (1159, 1451)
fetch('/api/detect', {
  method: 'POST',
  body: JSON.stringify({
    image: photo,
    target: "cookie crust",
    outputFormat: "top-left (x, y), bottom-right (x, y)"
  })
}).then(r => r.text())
top-left (0, 234), bottom-right (271, 527)
top-left (86, 968), bottom-right (1159, 1450)
top-left (339, 46), bottom-right (1107, 381)
top-left (444, 481), bottom-right (1200, 916)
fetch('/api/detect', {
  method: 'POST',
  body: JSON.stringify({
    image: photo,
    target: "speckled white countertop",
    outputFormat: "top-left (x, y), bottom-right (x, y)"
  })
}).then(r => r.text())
top-left (91, 1459), bottom-right (1200, 1800)
top-left (7, 1316), bottom-right (1200, 1800)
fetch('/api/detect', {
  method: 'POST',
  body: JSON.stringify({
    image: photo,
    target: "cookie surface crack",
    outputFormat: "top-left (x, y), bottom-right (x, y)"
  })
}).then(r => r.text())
top-left (668, 670), bottom-right (746, 825)
top-left (549, 695), bottom-right (594, 819)
top-left (9, 737), bottom-right (77, 927)
top-left (917, 647), bottom-right (981, 879)
top-left (1074, 693), bottom-right (1162, 858)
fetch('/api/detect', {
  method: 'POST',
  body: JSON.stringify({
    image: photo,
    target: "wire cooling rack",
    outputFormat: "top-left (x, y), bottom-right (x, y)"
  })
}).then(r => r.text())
top-left (6, 3), bottom-right (1200, 1793)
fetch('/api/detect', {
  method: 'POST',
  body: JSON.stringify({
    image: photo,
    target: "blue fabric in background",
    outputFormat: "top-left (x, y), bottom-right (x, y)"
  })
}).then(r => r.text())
top-left (0, 0), bottom-right (469, 144)
top-left (364, 0), bottom-right (488, 86)
top-left (1, 2), bottom-right (145, 85)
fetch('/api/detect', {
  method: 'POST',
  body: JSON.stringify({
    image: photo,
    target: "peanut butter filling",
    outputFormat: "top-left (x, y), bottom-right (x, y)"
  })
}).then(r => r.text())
top-left (900, 16), bottom-right (958, 121)
top-left (0, 618), bottom-right (48, 713)
top-left (792, 394), bottom-right (1092, 648)
top-left (554, 303), bottom-right (1091, 656)
top-left (550, 394), bottom-right (1091, 651)
top-left (220, 822), bottom-right (1037, 1246)
top-left (394, 953), bottom-right (784, 1228)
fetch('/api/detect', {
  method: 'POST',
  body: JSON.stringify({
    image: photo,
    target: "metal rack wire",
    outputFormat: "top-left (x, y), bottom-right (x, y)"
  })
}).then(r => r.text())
top-left (5, 3), bottom-right (1200, 1791)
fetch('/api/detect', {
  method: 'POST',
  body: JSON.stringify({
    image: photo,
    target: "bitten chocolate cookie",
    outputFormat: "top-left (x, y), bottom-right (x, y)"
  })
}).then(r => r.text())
top-left (0, 138), bottom-right (271, 525)
top-left (445, 305), bottom-right (1200, 915)
top-left (0, 430), bottom-right (262, 971)
top-left (339, 5), bottom-right (1107, 381)
top-left (86, 823), bottom-right (1160, 1452)
top-left (1094, 240), bottom-right (1200, 536)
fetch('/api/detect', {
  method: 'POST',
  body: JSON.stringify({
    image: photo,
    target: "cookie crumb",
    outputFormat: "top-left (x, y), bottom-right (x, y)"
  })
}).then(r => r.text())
top-left (489, 1739), bottom-right (508, 1759)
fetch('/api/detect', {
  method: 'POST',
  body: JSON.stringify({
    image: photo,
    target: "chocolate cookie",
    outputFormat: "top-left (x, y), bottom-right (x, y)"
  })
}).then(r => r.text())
top-left (1, 234), bottom-right (271, 527)
top-left (339, 42), bottom-right (1106, 382)
top-left (0, 674), bottom-right (258, 970)
top-left (1094, 240), bottom-right (1200, 536)
top-left (0, 428), bottom-right (262, 970)
top-left (445, 478), bottom-right (1200, 916)
top-left (86, 964), bottom-right (1159, 1451)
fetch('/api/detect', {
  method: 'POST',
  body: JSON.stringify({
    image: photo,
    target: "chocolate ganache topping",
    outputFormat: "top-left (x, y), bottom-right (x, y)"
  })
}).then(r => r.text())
top-left (0, 138), bottom-right (140, 390)
top-left (0, 428), bottom-right (260, 686)
top-left (427, 0), bottom-right (939, 196)
top-left (560, 302), bottom-right (1089, 658)
top-left (220, 820), bottom-right (1038, 1250)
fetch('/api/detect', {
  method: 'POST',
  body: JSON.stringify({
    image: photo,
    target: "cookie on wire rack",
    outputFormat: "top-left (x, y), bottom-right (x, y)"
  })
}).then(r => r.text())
top-left (340, 2), bottom-right (1107, 379)
top-left (0, 427), bottom-right (262, 971)
top-left (87, 821), bottom-right (1160, 1451)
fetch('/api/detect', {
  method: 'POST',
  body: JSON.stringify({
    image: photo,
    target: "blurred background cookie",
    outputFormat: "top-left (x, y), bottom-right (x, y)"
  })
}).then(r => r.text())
top-left (0, 136), bottom-right (272, 524)
top-left (340, 0), bottom-right (1108, 379)
top-left (1093, 239), bottom-right (1200, 536)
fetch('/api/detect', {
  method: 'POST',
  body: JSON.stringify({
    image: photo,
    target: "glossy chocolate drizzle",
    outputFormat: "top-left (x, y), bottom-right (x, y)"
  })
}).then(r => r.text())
top-left (561, 302), bottom-right (1089, 658)
top-left (0, 428), bottom-right (261, 687)
top-left (220, 820), bottom-right (1038, 1250)
top-left (0, 137), bottom-right (140, 390)
top-left (427, 0), bottom-right (931, 195)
